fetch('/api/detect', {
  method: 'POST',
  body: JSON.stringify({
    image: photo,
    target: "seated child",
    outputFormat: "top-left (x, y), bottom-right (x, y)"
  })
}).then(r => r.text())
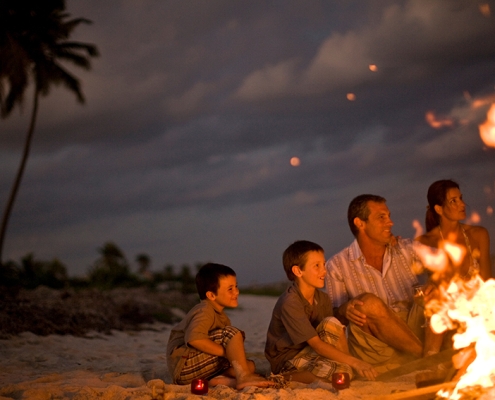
top-left (265, 240), bottom-right (378, 385)
top-left (167, 263), bottom-right (274, 390)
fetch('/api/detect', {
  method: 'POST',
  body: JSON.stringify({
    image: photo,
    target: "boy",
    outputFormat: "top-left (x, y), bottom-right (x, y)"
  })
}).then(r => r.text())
top-left (167, 263), bottom-right (274, 389)
top-left (265, 240), bottom-right (378, 386)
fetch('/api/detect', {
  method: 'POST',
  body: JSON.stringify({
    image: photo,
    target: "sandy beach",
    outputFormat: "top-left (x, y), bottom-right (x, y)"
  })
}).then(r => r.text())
top-left (0, 294), bottom-right (428, 399)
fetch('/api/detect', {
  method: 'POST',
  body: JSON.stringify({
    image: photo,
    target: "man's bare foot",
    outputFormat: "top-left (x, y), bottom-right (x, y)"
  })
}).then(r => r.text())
top-left (236, 373), bottom-right (275, 390)
top-left (209, 375), bottom-right (237, 388)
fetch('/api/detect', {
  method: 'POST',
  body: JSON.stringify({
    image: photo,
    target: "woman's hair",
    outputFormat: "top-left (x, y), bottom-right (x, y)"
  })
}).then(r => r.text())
top-left (425, 179), bottom-right (460, 232)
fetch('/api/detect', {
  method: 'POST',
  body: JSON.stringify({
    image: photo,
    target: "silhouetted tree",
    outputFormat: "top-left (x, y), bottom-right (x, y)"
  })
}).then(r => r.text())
top-left (0, 0), bottom-right (99, 264)
top-left (87, 242), bottom-right (137, 289)
top-left (135, 253), bottom-right (151, 277)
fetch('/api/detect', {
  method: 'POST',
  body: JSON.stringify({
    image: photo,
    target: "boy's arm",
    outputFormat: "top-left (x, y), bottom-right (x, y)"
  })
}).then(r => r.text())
top-left (306, 336), bottom-right (377, 381)
top-left (188, 338), bottom-right (225, 357)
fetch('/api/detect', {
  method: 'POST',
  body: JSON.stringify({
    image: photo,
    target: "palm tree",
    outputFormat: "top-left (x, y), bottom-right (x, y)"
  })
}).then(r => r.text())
top-left (0, 0), bottom-right (99, 264)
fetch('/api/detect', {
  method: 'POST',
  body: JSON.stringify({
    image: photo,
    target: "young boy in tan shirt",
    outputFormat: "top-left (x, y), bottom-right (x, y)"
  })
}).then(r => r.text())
top-left (167, 263), bottom-right (274, 389)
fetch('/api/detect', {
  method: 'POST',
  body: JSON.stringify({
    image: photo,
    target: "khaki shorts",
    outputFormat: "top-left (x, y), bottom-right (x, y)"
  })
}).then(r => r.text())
top-left (348, 303), bottom-right (424, 373)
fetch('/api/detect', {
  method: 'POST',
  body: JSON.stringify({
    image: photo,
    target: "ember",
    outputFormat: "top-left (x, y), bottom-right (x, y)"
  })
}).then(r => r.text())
top-left (478, 104), bottom-right (495, 148)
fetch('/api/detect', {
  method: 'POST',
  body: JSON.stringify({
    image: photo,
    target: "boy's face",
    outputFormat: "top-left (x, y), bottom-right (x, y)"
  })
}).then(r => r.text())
top-left (208, 275), bottom-right (239, 310)
top-left (294, 250), bottom-right (326, 289)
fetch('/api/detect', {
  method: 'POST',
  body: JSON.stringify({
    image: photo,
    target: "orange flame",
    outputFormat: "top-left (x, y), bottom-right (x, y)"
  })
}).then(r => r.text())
top-left (479, 3), bottom-right (491, 17)
top-left (412, 219), bottom-right (423, 237)
top-left (465, 211), bottom-right (481, 224)
top-left (478, 103), bottom-right (495, 148)
top-left (369, 64), bottom-right (378, 72)
top-left (425, 110), bottom-right (454, 129)
top-left (347, 93), bottom-right (356, 101)
top-left (290, 157), bottom-right (300, 167)
top-left (415, 237), bottom-right (495, 399)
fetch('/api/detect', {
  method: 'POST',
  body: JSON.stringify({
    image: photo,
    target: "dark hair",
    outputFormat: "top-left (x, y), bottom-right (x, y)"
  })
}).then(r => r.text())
top-left (283, 240), bottom-right (324, 281)
top-left (195, 263), bottom-right (236, 300)
top-left (347, 194), bottom-right (387, 237)
top-left (425, 179), bottom-right (460, 232)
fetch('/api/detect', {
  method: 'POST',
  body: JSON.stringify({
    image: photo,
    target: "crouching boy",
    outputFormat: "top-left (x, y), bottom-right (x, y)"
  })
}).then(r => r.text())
top-left (265, 241), bottom-right (378, 386)
top-left (167, 263), bottom-right (274, 390)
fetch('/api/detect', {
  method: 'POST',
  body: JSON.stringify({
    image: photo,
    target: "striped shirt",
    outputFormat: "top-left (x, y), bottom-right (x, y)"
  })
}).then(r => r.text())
top-left (325, 238), bottom-right (421, 314)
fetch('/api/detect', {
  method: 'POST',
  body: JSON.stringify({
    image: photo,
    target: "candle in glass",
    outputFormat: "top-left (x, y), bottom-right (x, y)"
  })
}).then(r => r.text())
top-left (191, 378), bottom-right (208, 395)
top-left (331, 372), bottom-right (350, 390)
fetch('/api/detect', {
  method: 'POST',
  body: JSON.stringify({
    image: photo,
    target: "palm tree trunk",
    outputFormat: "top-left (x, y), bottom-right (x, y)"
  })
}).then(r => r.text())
top-left (0, 88), bottom-right (40, 265)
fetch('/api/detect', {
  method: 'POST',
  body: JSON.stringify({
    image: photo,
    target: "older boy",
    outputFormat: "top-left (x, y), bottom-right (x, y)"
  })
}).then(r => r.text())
top-left (265, 241), bottom-right (377, 386)
top-left (167, 263), bottom-right (274, 389)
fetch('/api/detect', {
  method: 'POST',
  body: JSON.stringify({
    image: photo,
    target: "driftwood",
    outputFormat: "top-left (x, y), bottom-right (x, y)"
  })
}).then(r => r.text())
top-left (376, 348), bottom-right (457, 382)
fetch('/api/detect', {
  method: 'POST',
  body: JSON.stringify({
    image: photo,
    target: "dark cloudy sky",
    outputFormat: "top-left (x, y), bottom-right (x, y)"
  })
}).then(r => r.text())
top-left (2, 0), bottom-right (495, 284)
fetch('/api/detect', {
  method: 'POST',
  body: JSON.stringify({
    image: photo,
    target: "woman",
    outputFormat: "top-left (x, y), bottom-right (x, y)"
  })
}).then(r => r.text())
top-left (415, 179), bottom-right (491, 356)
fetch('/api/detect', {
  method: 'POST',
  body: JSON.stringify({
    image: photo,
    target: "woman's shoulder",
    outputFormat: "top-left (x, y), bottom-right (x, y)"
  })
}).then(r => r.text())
top-left (415, 228), bottom-right (440, 247)
top-left (462, 223), bottom-right (490, 241)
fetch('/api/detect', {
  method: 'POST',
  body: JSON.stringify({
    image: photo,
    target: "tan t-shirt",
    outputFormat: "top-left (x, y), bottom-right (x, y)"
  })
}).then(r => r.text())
top-left (166, 300), bottom-right (231, 374)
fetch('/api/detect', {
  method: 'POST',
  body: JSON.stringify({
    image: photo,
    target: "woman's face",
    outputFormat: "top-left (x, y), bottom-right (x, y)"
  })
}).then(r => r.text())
top-left (440, 188), bottom-right (466, 221)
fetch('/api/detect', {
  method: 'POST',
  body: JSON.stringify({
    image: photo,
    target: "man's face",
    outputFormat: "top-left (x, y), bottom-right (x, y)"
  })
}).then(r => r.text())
top-left (359, 201), bottom-right (394, 245)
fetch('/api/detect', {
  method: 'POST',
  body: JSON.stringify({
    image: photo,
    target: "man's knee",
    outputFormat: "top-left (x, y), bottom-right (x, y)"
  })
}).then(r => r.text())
top-left (355, 293), bottom-right (389, 317)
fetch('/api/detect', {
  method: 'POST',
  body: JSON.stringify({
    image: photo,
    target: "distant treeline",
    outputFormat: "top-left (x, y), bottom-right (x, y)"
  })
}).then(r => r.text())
top-left (0, 241), bottom-right (203, 293)
top-left (0, 241), bottom-right (288, 297)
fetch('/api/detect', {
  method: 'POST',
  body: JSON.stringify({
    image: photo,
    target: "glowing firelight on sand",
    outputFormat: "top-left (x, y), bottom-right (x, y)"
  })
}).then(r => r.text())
top-left (369, 64), bottom-right (378, 72)
top-left (290, 157), bottom-right (300, 167)
top-left (347, 93), bottom-right (356, 101)
top-left (413, 240), bottom-right (495, 399)
top-left (478, 104), bottom-right (495, 148)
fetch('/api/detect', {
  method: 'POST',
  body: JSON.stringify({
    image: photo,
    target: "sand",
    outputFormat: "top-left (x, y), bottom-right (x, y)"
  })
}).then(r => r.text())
top-left (0, 294), bottom-right (423, 399)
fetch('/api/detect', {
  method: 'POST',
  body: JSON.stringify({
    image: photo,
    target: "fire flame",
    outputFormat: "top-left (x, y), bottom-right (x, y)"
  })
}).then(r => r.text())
top-left (478, 104), bottom-right (495, 148)
top-left (413, 241), bottom-right (495, 399)
top-left (425, 110), bottom-right (454, 129)
top-left (412, 219), bottom-right (423, 237)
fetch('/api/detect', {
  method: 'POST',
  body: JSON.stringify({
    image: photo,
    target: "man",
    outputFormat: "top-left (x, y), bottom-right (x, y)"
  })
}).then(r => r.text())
top-left (325, 194), bottom-right (425, 370)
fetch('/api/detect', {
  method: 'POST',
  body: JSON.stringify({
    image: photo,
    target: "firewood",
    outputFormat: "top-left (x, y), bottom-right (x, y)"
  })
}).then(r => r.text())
top-left (376, 348), bottom-right (457, 382)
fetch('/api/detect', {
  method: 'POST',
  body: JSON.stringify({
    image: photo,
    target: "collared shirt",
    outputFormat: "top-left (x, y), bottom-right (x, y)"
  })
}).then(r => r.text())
top-left (265, 282), bottom-right (333, 373)
top-left (325, 238), bottom-right (421, 314)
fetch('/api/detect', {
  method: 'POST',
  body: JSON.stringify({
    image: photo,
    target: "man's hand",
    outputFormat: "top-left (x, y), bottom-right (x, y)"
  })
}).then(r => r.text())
top-left (341, 299), bottom-right (366, 326)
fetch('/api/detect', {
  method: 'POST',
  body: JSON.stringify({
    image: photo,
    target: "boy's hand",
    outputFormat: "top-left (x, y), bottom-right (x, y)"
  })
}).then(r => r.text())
top-left (341, 299), bottom-right (366, 326)
top-left (349, 358), bottom-right (378, 381)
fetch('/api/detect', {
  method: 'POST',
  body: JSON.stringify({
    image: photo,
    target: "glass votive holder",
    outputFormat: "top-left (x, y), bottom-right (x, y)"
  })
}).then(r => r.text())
top-left (331, 372), bottom-right (350, 390)
top-left (191, 378), bottom-right (208, 395)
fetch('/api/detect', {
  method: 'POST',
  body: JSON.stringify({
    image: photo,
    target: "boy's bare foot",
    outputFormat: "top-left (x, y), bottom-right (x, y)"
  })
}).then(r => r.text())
top-left (236, 373), bottom-right (276, 390)
top-left (209, 375), bottom-right (236, 388)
